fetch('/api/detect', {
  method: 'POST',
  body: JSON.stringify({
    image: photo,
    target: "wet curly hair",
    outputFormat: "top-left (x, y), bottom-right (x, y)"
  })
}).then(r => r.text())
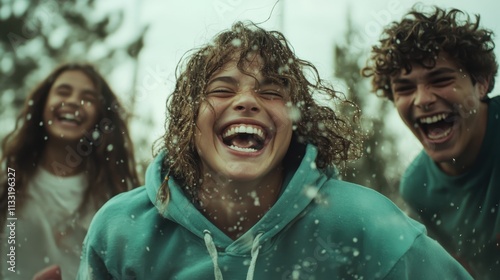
top-left (362, 5), bottom-right (498, 101)
top-left (154, 21), bottom-right (363, 204)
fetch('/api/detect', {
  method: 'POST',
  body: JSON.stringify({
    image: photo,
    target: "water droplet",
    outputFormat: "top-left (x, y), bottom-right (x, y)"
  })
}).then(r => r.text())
top-left (26, 113), bottom-right (32, 120)
top-left (39, 121), bottom-right (44, 126)
top-left (310, 162), bottom-right (317, 169)
top-left (92, 131), bottom-right (100, 140)
top-left (107, 144), bottom-right (114, 151)
top-left (231, 38), bottom-right (242, 47)
top-left (304, 185), bottom-right (318, 198)
top-left (47, 120), bottom-right (53, 125)
top-left (28, 100), bottom-right (34, 106)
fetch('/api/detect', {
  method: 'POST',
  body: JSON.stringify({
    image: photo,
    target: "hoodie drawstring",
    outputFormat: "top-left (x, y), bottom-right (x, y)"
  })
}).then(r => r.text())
top-left (204, 230), bottom-right (224, 280)
top-left (246, 232), bottom-right (263, 280)
top-left (203, 230), bottom-right (264, 280)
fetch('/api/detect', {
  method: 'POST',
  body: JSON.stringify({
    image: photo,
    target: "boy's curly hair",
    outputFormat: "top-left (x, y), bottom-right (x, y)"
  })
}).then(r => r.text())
top-left (154, 21), bottom-right (363, 204)
top-left (362, 5), bottom-right (498, 100)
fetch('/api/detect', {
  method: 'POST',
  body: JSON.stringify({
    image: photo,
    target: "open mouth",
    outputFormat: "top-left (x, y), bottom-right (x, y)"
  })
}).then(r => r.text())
top-left (221, 124), bottom-right (266, 153)
top-left (57, 111), bottom-right (82, 125)
top-left (418, 112), bottom-right (456, 140)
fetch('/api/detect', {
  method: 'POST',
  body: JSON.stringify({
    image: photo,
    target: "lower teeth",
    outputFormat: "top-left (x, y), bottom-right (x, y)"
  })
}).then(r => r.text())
top-left (229, 145), bottom-right (257, 152)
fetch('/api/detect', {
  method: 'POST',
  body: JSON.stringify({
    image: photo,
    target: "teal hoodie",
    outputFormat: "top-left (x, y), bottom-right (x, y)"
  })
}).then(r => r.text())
top-left (77, 144), bottom-right (472, 279)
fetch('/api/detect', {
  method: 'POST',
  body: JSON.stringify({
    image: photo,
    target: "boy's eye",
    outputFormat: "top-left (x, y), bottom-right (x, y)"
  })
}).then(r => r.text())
top-left (393, 85), bottom-right (415, 95)
top-left (432, 77), bottom-right (454, 86)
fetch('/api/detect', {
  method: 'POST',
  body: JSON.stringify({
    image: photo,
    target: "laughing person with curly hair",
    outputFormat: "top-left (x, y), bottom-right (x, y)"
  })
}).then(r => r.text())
top-left (363, 5), bottom-right (500, 279)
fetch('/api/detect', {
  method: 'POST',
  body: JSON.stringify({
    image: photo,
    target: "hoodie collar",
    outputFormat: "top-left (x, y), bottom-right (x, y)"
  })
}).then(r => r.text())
top-left (145, 144), bottom-right (334, 251)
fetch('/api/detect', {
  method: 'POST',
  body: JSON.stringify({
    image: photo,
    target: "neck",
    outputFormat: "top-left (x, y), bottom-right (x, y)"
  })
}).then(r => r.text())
top-left (40, 138), bottom-right (85, 177)
top-left (198, 168), bottom-right (284, 240)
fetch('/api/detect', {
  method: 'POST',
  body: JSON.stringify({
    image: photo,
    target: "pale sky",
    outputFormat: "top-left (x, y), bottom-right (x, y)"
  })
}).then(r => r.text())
top-left (97, 0), bottom-right (500, 164)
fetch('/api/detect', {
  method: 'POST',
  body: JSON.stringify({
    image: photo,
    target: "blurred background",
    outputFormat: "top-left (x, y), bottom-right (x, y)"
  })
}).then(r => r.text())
top-left (1, 0), bottom-right (499, 208)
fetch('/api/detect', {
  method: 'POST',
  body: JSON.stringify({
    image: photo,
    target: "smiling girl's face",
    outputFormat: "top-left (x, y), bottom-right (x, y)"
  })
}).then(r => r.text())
top-left (194, 54), bottom-right (293, 184)
top-left (42, 70), bottom-right (100, 143)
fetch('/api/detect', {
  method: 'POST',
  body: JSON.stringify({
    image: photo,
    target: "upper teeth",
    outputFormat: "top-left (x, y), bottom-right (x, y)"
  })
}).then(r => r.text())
top-left (223, 125), bottom-right (265, 139)
top-left (420, 113), bottom-right (448, 124)
top-left (63, 113), bottom-right (76, 120)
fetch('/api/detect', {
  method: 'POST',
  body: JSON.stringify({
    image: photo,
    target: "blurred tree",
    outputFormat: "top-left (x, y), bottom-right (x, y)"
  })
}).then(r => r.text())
top-left (0, 0), bottom-right (147, 139)
top-left (333, 9), bottom-right (405, 207)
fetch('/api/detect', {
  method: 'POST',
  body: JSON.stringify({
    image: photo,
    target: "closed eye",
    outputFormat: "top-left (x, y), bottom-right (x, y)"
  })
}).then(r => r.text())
top-left (431, 77), bottom-right (454, 87)
top-left (206, 88), bottom-right (235, 97)
top-left (260, 90), bottom-right (284, 100)
top-left (393, 85), bottom-right (415, 95)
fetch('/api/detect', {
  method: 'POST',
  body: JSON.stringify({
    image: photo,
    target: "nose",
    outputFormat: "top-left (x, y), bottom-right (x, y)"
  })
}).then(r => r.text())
top-left (233, 90), bottom-right (260, 113)
top-left (64, 91), bottom-right (83, 107)
top-left (414, 84), bottom-right (436, 110)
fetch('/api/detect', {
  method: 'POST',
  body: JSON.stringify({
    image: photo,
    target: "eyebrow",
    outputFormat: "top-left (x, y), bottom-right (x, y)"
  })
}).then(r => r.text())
top-left (206, 76), bottom-right (283, 87)
top-left (392, 67), bottom-right (457, 84)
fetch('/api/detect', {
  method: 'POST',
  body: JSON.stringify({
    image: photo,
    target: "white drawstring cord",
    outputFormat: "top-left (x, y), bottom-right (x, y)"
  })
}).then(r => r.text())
top-left (204, 230), bottom-right (224, 280)
top-left (246, 232), bottom-right (264, 280)
top-left (203, 230), bottom-right (264, 280)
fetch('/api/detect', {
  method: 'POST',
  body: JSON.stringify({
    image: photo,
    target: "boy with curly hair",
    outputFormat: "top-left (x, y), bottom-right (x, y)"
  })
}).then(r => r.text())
top-left (363, 5), bottom-right (500, 279)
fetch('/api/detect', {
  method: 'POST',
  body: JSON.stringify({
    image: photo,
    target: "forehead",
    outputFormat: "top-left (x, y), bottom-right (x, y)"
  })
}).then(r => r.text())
top-left (392, 52), bottom-right (462, 80)
top-left (52, 70), bottom-right (96, 89)
top-left (210, 53), bottom-right (265, 79)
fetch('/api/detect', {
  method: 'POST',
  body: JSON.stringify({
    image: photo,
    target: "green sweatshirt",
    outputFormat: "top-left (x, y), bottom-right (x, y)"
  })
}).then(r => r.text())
top-left (400, 96), bottom-right (500, 280)
top-left (78, 144), bottom-right (472, 279)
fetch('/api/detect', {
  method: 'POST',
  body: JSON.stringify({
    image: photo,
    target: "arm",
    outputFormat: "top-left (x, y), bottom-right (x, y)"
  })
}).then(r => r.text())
top-left (383, 234), bottom-right (473, 279)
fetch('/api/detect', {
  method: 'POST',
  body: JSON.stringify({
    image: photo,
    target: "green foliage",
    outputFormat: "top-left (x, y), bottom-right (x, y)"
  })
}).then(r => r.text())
top-left (334, 10), bottom-right (404, 206)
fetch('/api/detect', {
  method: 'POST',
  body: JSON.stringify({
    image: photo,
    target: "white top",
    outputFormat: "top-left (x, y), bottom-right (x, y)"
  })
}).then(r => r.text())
top-left (1, 167), bottom-right (94, 280)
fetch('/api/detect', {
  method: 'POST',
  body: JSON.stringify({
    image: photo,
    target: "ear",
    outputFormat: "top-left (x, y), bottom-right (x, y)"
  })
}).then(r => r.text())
top-left (474, 76), bottom-right (490, 99)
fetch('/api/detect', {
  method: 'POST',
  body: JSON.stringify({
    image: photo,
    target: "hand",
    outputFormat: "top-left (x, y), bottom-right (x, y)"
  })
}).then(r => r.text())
top-left (32, 264), bottom-right (62, 280)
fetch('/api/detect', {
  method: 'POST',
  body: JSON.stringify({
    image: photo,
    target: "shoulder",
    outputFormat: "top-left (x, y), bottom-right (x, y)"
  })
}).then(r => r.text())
top-left (319, 179), bottom-right (425, 234)
top-left (312, 179), bottom-right (433, 275)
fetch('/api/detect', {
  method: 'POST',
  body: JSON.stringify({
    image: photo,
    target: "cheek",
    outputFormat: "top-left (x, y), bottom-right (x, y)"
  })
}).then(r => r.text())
top-left (394, 98), bottom-right (409, 114)
top-left (274, 108), bottom-right (293, 132)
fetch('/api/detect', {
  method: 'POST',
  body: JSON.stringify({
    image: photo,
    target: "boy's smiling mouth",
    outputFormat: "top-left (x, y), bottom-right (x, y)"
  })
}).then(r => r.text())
top-left (416, 112), bottom-right (456, 141)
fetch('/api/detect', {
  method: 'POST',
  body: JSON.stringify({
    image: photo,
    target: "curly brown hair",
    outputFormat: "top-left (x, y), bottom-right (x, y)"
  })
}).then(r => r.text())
top-left (0, 63), bottom-right (140, 221)
top-left (362, 5), bottom-right (498, 100)
top-left (154, 21), bottom-right (363, 204)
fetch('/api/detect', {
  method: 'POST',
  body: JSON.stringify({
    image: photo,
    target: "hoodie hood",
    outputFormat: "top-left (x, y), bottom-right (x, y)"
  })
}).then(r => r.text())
top-left (144, 144), bottom-right (334, 252)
